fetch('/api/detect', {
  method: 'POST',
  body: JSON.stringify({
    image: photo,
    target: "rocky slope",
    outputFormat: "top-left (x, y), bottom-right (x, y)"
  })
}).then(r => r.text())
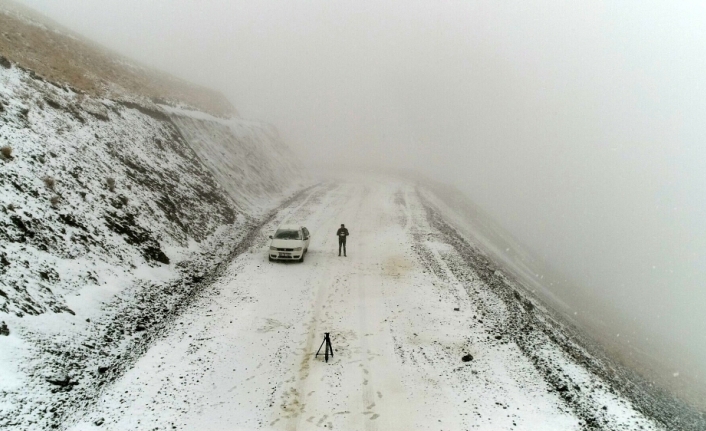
top-left (0, 57), bottom-right (303, 319)
top-left (0, 4), bottom-right (306, 429)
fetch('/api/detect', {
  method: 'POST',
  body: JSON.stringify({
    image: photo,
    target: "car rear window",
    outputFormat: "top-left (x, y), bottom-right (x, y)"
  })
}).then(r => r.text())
top-left (274, 229), bottom-right (301, 240)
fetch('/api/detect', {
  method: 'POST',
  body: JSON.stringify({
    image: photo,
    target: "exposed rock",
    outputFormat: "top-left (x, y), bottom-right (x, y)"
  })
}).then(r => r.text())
top-left (0, 321), bottom-right (9, 336)
top-left (462, 354), bottom-right (474, 362)
top-left (46, 375), bottom-right (77, 387)
top-left (0, 145), bottom-right (12, 159)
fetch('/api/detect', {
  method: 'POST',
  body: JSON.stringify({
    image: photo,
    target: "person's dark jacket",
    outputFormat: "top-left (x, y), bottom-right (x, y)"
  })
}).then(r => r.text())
top-left (336, 227), bottom-right (349, 241)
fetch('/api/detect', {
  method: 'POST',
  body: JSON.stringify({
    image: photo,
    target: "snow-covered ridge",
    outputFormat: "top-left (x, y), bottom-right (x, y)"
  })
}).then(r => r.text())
top-left (0, 58), bottom-right (305, 428)
top-left (0, 0), bottom-right (234, 117)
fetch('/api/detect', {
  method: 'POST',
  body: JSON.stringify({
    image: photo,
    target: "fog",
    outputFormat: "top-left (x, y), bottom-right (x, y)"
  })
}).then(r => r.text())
top-left (15, 0), bottom-right (706, 399)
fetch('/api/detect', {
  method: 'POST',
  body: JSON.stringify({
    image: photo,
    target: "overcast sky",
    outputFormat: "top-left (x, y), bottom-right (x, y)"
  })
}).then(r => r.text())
top-left (14, 0), bottom-right (706, 391)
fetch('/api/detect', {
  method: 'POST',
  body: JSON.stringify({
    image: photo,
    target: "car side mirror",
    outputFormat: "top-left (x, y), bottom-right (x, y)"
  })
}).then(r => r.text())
top-left (269, 235), bottom-right (273, 239)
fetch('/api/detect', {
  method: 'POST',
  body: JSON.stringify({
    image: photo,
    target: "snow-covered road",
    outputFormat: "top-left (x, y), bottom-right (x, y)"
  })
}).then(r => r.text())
top-left (69, 178), bottom-right (663, 431)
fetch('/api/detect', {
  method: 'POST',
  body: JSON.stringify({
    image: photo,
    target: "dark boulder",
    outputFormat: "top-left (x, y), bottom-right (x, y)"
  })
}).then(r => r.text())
top-left (46, 375), bottom-right (77, 387)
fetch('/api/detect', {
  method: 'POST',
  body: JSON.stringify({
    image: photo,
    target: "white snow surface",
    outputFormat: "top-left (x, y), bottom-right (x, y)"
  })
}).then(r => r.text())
top-left (66, 177), bottom-right (662, 431)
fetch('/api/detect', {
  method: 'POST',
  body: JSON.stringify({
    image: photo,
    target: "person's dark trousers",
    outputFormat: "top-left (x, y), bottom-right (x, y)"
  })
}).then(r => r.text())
top-left (338, 238), bottom-right (346, 256)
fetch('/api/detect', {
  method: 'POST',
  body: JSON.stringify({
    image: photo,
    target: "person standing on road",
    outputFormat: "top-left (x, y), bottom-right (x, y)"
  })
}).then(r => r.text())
top-left (337, 224), bottom-right (349, 257)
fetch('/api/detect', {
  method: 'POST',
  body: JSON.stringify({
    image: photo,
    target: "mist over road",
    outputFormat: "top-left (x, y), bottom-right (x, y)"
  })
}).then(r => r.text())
top-left (6, 0), bottom-right (706, 420)
top-left (68, 176), bottom-right (672, 431)
top-left (2, 1), bottom-right (704, 428)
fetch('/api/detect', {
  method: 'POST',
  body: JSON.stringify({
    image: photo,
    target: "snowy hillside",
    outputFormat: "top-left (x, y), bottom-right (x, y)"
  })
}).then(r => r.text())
top-left (0, 52), bottom-right (305, 428)
top-left (165, 107), bottom-right (303, 215)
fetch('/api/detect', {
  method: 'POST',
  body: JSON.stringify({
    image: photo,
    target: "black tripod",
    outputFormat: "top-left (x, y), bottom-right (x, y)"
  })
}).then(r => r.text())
top-left (315, 332), bottom-right (334, 362)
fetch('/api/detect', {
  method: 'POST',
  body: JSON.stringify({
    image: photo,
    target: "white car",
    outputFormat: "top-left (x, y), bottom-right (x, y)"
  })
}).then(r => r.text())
top-left (268, 224), bottom-right (310, 262)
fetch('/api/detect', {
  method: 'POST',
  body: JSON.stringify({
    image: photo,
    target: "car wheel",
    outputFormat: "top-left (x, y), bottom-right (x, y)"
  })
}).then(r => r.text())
top-left (299, 254), bottom-right (305, 263)
top-left (269, 256), bottom-right (274, 262)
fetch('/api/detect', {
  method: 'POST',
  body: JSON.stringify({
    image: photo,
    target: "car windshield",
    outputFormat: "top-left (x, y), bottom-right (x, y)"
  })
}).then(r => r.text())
top-left (274, 229), bottom-right (301, 240)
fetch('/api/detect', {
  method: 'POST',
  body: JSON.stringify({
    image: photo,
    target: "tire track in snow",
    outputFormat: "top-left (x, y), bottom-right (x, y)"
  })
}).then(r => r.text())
top-left (285, 183), bottom-right (369, 431)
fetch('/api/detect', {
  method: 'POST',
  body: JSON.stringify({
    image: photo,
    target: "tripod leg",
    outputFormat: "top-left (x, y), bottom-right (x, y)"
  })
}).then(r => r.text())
top-left (316, 337), bottom-right (326, 357)
top-left (324, 334), bottom-right (333, 361)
